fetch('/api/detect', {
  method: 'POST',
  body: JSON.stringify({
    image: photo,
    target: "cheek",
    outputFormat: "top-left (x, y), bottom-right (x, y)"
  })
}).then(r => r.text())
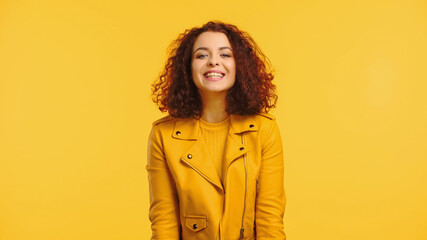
top-left (228, 64), bottom-right (236, 86)
top-left (229, 60), bottom-right (236, 73)
top-left (191, 63), bottom-right (202, 87)
top-left (192, 62), bottom-right (203, 77)
top-left (191, 62), bottom-right (196, 75)
top-left (229, 62), bottom-right (236, 78)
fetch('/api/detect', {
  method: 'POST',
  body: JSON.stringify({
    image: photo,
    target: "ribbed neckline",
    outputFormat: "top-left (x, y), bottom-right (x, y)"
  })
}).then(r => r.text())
top-left (199, 116), bottom-right (230, 130)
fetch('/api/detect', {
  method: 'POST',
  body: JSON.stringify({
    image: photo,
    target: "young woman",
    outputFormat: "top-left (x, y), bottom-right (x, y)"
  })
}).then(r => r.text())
top-left (147, 21), bottom-right (286, 240)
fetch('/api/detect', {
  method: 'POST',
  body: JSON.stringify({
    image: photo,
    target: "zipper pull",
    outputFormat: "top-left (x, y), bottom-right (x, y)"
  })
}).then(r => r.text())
top-left (239, 228), bottom-right (244, 239)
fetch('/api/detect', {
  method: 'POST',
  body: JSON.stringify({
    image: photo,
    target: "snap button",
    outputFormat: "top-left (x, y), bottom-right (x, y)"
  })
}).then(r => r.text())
top-left (187, 154), bottom-right (193, 159)
top-left (185, 215), bottom-right (206, 232)
top-left (239, 147), bottom-right (245, 151)
top-left (249, 124), bottom-right (254, 128)
top-left (176, 131), bottom-right (181, 136)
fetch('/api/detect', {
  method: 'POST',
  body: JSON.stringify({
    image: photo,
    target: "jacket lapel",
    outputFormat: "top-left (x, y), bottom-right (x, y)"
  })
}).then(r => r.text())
top-left (222, 115), bottom-right (257, 186)
top-left (174, 118), bottom-right (223, 190)
top-left (181, 138), bottom-right (224, 190)
top-left (173, 115), bottom-right (258, 191)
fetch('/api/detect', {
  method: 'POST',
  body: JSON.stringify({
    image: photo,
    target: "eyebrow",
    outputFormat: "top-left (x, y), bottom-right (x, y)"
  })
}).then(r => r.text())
top-left (193, 47), bottom-right (233, 54)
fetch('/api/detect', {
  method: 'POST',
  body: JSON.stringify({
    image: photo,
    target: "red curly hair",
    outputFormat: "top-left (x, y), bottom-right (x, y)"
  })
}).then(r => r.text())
top-left (152, 21), bottom-right (277, 118)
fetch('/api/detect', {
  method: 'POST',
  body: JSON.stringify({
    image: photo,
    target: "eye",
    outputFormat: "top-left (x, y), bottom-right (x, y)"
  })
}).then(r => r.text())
top-left (221, 53), bottom-right (232, 58)
top-left (196, 54), bottom-right (207, 59)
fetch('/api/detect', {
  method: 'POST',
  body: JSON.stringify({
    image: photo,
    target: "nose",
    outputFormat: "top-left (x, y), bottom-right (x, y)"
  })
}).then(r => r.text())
top-left (208, 55), bottom-right (219, 66)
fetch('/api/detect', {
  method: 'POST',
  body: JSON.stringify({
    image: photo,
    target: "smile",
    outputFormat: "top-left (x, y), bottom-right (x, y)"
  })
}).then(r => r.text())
top-left (203, 71), bottom-right (225, 80)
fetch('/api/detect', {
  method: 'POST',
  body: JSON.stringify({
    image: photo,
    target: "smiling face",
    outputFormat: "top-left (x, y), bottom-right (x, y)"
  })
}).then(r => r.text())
top-left (191, 31), bottom-right (236, 97)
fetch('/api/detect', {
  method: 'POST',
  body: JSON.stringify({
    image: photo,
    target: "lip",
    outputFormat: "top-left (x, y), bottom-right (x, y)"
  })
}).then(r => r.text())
top-left (203, 70), bottom-right (225, 81)
top-left (203, 70), bottom-right (225, 75)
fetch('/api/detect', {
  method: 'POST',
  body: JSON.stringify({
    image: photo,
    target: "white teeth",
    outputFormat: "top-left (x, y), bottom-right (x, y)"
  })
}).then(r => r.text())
top-left (205, 72), bottom-right (224, 78)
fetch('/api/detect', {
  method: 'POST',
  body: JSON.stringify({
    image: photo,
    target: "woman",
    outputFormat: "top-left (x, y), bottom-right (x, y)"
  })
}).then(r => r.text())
top-left (147, 21), bottom-right (286, 240)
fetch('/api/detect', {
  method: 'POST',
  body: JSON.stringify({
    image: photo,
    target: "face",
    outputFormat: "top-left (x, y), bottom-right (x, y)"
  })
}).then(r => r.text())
top-left (191, 31), bottom-right (236, 97)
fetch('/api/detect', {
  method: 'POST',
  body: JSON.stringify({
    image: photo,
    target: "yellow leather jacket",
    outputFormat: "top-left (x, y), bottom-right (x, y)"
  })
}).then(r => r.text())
top-left (146, 113), bottom-right (286, 240)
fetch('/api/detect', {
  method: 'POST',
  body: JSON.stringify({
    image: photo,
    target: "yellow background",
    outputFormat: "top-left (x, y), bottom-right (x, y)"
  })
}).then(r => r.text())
top-left (1, 0), bottom-right (426, 239)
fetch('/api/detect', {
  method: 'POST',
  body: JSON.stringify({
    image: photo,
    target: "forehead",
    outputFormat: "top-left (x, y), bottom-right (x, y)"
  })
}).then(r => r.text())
top-left (193, 31), bottom-right (232, 50)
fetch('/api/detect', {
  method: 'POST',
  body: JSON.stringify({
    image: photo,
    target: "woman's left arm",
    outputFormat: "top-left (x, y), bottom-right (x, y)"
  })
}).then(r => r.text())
top-left (255, 118), bottom-right (286, 239)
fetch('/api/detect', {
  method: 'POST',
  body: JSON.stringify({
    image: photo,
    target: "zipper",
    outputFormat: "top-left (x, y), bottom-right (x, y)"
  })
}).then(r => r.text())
top-left (239, 134), bottom-right (248, 239)
top-left (219, 221), bottom-right (221, 240)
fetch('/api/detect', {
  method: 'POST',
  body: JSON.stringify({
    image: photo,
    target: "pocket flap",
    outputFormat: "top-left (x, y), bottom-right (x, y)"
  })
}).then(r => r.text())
top-left (185, 215), bottom-right (207, 232)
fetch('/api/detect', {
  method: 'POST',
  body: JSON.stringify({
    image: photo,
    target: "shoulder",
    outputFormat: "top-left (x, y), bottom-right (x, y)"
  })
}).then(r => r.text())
top-left (254, 113), bottom-right (282, 146)
top-left (253, 112), bottom-right (280, 136)
top-left (152, 115), bottom-right (175, 126)
top-left (150, 115), bottom-right (178, 137)
top-left (255, 112), bottom-right (276, 121)
top-left (252, 112), bottom-right (277, 127)
top-left (149, 115), bottom-right (177, 142)
top-left (230, 113), bottom-right (277, 133)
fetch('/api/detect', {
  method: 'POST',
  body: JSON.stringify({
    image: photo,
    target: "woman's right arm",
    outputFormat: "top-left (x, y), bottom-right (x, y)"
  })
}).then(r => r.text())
top-left (146, 124), bottom-right (181, 239)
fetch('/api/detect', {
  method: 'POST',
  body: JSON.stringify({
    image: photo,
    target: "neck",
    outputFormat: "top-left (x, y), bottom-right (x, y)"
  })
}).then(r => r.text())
top-left (200, 92), bottom-right (229, 123)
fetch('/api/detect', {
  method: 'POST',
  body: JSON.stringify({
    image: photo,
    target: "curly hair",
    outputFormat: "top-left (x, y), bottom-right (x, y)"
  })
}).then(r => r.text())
top-left (152, 21), bottom-right (277, 118)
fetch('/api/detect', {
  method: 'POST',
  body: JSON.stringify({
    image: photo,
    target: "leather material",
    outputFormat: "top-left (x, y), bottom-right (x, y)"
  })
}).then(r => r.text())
top-left (147, 113), bottom-right (286, 240)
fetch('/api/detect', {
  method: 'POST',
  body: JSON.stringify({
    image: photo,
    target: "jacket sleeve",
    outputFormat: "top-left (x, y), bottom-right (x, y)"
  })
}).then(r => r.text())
top-left (146, 124), bottom-right (181, 239)
top-left (255, 119), bottom-right (286, 239)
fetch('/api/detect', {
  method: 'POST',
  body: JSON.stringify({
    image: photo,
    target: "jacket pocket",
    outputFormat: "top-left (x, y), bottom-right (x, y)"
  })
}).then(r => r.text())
top-left (185, 215), bottom-right (207, 232)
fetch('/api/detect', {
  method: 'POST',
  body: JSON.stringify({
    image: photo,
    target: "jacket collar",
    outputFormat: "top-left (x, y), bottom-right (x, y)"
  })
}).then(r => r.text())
top-left (174, 114), bottom-right (256, 191)
top-left (172, 114), bottom-right (258, 140)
